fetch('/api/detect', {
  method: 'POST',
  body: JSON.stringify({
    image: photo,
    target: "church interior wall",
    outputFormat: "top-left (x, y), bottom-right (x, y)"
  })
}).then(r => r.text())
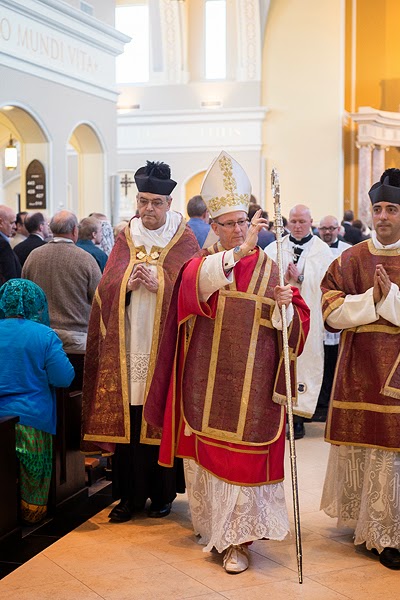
top-left (344, 0), bottom-right (400, 213)
top-left (262, 0), bottom-right (344, 223)
top-left (1, 64), bottom-right (117, 217)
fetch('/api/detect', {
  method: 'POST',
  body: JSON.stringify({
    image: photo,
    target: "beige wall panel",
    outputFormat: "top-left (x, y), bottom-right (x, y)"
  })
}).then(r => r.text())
top-left (262, 0), bottom-right (344, 223)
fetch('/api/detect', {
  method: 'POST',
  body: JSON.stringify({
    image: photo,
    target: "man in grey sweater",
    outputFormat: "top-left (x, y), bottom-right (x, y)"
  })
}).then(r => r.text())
top-left (22, 210), bottom-right (102, 389)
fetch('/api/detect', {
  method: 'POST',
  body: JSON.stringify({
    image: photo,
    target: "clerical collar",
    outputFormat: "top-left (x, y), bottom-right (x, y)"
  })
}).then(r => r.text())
top-left (329, 239), bottom-right (339, 248)
top-left (289, 233), bottom-right (313, 246)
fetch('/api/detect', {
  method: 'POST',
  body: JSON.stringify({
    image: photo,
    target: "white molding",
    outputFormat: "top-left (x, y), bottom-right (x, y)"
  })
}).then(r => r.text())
top-left (1, 0), bottom-right (129, 53)
top-left (0, 0), bottom-right (129, 100)
top-left (351, 106), bottom-right (400, 147)
top-left (117, 106), bottom-right (268, 154)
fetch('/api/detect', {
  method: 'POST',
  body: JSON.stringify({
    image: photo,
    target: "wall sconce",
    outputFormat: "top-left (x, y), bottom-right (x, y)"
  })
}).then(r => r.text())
top-left (5, 134), bottom-right (17, 170)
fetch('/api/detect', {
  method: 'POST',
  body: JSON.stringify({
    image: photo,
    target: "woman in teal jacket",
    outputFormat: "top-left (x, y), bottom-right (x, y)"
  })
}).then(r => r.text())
top-left (0, 279), bottom-right (74, 524)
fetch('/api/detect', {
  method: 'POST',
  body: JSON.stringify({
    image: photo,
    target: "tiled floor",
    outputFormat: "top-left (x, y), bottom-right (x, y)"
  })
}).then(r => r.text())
top-left (1, 423), bottom-right (398, 599)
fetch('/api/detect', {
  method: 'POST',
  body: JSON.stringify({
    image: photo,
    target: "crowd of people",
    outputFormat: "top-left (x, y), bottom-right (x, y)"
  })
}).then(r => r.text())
top-left (0, 156), bottom-right (399, 574)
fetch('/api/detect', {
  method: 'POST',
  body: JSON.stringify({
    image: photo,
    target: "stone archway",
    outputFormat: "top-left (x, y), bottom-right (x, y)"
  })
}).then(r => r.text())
top-left (68, 123), bottom-right (105, 218)
top-left (0, 104), bottom-right (49, 210)
top-left (184, 170), bottom-right (206, 216)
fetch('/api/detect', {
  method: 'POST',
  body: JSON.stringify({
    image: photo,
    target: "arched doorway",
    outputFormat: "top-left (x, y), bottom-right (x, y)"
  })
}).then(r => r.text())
top-left (0, 105), bottom-right (49, 211)
top-left (68, 124), bottom-right (105, 218)
top-left (184, 170), bottom-right (206, 217)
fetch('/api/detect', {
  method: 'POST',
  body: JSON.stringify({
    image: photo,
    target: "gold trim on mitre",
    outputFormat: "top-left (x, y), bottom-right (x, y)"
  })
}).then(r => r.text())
top-left (201, 151), bottom-right (251, 218)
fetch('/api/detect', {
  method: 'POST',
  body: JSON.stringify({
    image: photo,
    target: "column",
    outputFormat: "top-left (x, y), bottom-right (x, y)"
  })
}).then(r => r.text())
top-left (372, 145), bottom-right (387, 184)
top-left (356, 143), bottom-right (373, 226)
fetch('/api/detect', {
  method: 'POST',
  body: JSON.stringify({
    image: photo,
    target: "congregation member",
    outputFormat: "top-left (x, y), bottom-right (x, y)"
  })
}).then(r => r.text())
top-left (10, 211), bottom-right (28, 249)
top-left (14, 212), bottom-right (49, 267)
top-left (22, 210), bottom-right (101, 390)
top-left (186, 195), bottom-right (210, 247)
top-left (321, 168), bottom-right (400, 570)
top-left (77, 216), bottom-right (108, 272)
top-left (248, 203), bottom-right (275, 249)
top-left (0, 204), bottom-right (21, 284)
top-left (313, 216), bottom-right (351, 422)
top-left (0, 279), bottom-right (74, 524)
top-left (265, 204), bottom-right (332, 438)
top-left (82, 161), bottom-right (199, 523)
top-left (342, 209), bottom-right (363, 245)
top-left (89, 212), bottom-right (114, 256)
top-left (147, 151), bottom-right (309, 574)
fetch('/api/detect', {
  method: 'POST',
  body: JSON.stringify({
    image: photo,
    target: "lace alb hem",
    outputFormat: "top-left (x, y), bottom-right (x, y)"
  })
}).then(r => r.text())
top-left (321, 444), bottom-right (400, 552)
top-left (184, 459), bottom-right (289, 553)
top-left (126, 352), bottom-right (150, 383)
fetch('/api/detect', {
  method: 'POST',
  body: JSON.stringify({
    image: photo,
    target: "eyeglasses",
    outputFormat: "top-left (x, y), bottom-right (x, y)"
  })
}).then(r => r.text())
top-left (318, 226), bottom-right (338, 232)
top-left (215, 219), bottom-right (249, 230)
top-left (138, 198), bottom-right (165, 208)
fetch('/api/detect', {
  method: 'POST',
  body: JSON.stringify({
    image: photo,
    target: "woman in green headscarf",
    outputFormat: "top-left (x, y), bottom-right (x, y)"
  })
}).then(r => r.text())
top-left (0, 279), bottom-right (74, 524)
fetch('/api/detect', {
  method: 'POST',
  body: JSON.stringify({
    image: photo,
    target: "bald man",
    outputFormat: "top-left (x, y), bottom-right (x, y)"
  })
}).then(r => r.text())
top-left (22, 210), bottom-right (101, 389)
top-left (265, 205), bottom-right (332, 438)
top-left (318, 215), bottom-right (351, 256)
top-left (0, 204), bottom-right (21, 284)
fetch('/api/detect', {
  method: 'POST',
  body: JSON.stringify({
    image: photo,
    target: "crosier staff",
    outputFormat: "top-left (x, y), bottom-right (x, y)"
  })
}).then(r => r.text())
top-left (271, 168), bottom-right (303, 584)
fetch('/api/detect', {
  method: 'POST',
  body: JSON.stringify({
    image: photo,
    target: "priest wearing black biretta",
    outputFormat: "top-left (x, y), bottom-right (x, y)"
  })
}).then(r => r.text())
top-left (82, 159), bottom-right (199, 523)
top-left (320, 167), bottom-right (400, 570)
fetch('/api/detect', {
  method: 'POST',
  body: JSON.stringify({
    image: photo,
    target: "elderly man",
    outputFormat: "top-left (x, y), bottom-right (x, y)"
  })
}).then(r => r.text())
top-left (186, 195), bottom-right (210, 247)
top-left (14, 212), bottom-right (49, 267)
top-left (321, 168), bottom-right (400, 570)
top-left (82, 161), bottom-right (199, 523)
top-left (147, 151), bottom-right (309, 574)
top-left (76, 216), bottom-right (108, 272)
top-left (0, 204), bottom-right (21, 284)
top-left (265, 205), bottom-right (332, 438)
top-left (313, 216), bottom-right (351, 421)
top-left (22, 210), bottom-right (101, 389)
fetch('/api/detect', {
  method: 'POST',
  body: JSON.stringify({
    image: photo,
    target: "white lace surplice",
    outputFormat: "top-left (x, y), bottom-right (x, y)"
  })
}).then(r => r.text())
top-left (125, 211), bottom-right (182, 405)
top-left (321, 445), bottom-right (400, 552)
top-left (184, 459), bottom-right (290, 553)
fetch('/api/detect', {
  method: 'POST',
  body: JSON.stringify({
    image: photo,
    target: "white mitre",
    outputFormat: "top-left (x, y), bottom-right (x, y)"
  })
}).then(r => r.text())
top-left (201, 151), bottom-right (251, 218)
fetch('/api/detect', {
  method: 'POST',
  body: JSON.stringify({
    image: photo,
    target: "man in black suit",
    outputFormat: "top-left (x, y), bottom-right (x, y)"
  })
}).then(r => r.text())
top-left (0, 205), bottom-right (21, 284)
top-left (14, 212), bottom-right (49, 267)
top-left (342, 210), bottom-right (363, 245)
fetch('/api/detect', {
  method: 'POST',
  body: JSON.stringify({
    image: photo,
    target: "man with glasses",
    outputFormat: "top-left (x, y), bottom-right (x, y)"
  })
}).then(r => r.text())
top-left (14, 212), bottom-right (49, 267)
top-left (147, 151), bottom-right (310, 574)
top-left (318, 215), bottom-right (351, 256)
top-left (82, 161), bottom-right (199, 524)
top-left (265, 205), bottom-right (333, 439)
top-left (10, 211), bottom-right (28, 249)
top-left (0, 204), bottom-right (21, 284)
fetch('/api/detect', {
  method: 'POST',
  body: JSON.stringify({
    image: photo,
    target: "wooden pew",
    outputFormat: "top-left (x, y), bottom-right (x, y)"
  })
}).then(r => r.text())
top-left (0, 416), bottom-right (21, 547)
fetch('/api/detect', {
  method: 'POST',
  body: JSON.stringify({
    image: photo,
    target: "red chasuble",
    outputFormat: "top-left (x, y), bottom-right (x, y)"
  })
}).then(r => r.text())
top-left (151, 244), bottom-right (310, 486)
top-left (321, 239), bottom-right (400, 451)
top-left (81, 217), bottom-right (199, 447)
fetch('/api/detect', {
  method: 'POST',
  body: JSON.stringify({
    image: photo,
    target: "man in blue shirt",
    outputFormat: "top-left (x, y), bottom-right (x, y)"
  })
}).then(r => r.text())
top-left (186, 195), bottom-right (210, 248)
top-left (76, 216), bottom-right (108, 272)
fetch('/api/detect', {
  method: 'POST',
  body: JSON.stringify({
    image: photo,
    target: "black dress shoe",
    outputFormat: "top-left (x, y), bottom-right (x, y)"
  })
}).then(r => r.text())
top-left (286, 421), bottom-right (305, 440)
top-left (148, 502), bottom-right (172, 518)
top-left (108, 499), bottom-right (132, 522)
top-left (375, 548), bottom-right (400, 570)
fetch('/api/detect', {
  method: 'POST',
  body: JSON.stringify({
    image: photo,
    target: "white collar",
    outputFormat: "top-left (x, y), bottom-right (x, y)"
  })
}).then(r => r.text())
top-left (371, 230), bottom-right (400, 250)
